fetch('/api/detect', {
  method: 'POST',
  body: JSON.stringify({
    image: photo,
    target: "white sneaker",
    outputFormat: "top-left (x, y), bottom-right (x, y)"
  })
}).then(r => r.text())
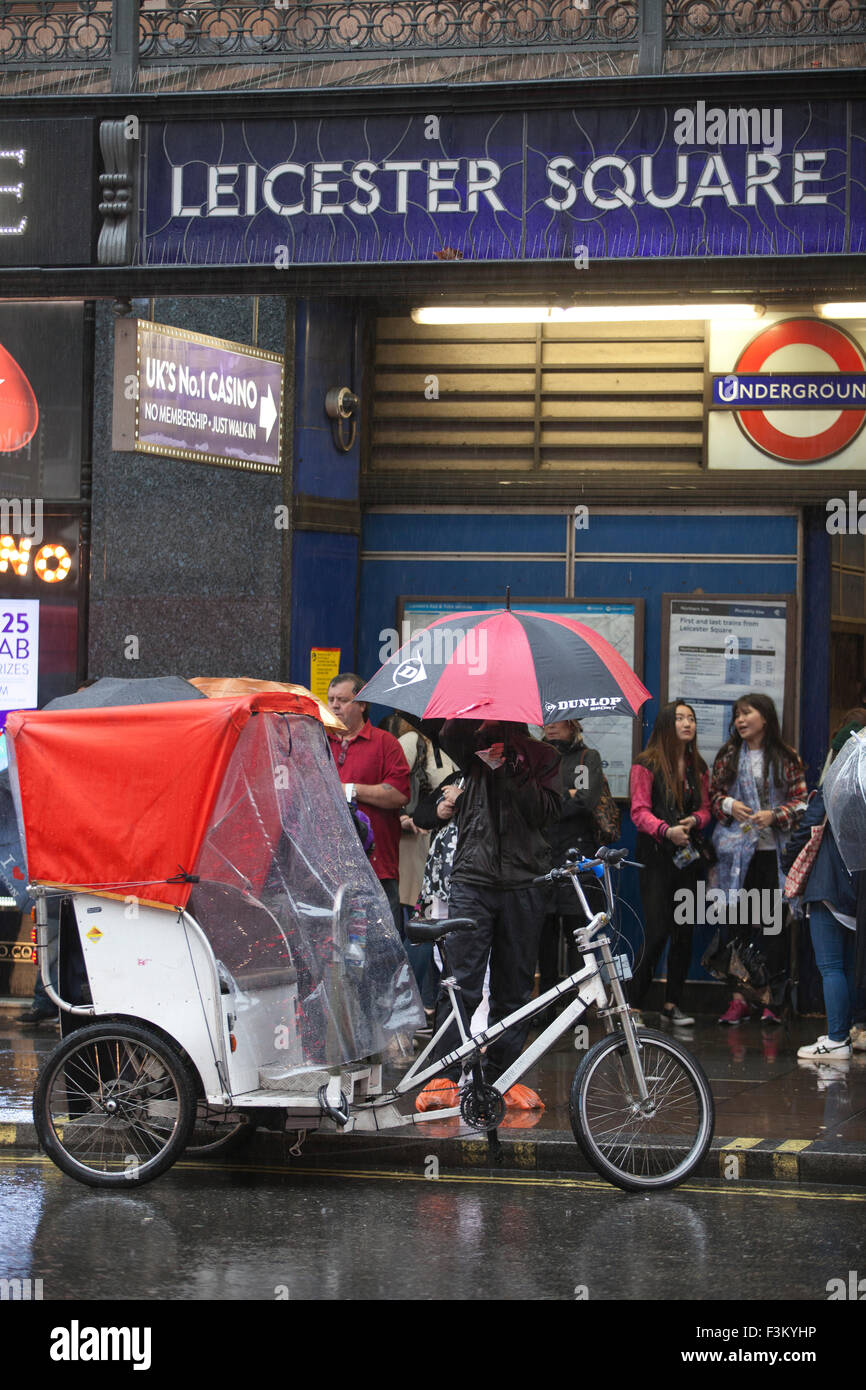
top-left (797, 1034), bottom-right (852, 1061)
top-left (662, 1005), bottom-right (695, 1026)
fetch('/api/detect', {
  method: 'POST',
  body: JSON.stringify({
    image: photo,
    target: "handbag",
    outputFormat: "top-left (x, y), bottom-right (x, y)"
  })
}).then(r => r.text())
top-left (783, 819), bottom-right (826, 899)
top-left (701, 932), bottom-right (773, 1007)
top-left (578, 749), bottom-right (620, 844)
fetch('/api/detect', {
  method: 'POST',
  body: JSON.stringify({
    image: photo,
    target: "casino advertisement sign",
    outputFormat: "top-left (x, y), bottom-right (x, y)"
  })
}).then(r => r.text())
top-left (709, 316), bottom-right (866, 469)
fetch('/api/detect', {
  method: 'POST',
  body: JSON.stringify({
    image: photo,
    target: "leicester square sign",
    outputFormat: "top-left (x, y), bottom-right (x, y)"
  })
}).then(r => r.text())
top-left (138, 99), bottom-right (865, 267)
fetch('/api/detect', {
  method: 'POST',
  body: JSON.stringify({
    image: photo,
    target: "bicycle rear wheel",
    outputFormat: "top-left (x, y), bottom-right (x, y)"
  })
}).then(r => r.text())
top-left (34, 1021), bottom-right (196, 1188)
top-left (569, 1028), bottom-right (714, 1191)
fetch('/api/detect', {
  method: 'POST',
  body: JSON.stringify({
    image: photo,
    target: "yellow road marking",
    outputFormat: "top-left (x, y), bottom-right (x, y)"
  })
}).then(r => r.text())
top-left (1, 1155), bottom-right (864, 1202)
top-left (722, 1137), bottom-right (763, 1149)
top-left (775, 1139), bottom-right (812, 1151)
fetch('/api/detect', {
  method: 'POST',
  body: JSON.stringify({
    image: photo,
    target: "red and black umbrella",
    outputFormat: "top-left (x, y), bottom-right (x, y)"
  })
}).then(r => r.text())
top-left (358, 604), bottom-right (650, 725)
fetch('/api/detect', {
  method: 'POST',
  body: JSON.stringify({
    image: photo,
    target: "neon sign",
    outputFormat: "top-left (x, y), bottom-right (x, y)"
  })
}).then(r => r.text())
top-left (0, 148), bottom-right (26, 238)
top-left (0, 537), bottom-right (72, 583)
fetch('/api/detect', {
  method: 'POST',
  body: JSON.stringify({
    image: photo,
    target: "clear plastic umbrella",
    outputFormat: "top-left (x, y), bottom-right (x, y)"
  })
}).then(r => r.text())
top-left (823, 728), bottom-right (866, 872)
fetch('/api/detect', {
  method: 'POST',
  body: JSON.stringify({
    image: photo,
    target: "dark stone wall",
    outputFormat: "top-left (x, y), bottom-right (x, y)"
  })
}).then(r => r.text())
top-left (89, 296), bottom-right (287, 679)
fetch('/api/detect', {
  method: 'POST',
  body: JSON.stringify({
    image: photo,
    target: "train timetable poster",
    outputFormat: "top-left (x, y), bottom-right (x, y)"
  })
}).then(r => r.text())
top-left (662, 595), bottom-right (795, 755)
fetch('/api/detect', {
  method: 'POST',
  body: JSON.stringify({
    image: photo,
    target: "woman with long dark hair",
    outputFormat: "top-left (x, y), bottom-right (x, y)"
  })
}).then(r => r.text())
top-left (628, 700), bottom-right (711, 1027)
top-left (711, 692), bottom-right (807, 1025)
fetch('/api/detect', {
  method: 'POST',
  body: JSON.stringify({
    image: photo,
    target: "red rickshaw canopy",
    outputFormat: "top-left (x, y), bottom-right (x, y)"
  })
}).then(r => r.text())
top-left (6, 692), bottom-right (325, 910)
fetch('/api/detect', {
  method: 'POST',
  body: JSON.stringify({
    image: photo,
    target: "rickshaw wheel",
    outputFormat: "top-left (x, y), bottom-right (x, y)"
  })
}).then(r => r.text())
top-left (33, 1021), bottom-right (196, 1189)
top-left (185, 1105), bottom-right (258, 1158)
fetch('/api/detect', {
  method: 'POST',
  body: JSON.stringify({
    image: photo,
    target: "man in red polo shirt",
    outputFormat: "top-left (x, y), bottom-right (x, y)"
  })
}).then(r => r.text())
top-left (326, 672), bottom-right (410, 936)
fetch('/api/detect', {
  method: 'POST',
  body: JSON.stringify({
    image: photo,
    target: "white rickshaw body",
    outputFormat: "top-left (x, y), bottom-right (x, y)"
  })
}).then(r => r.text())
top-left (7, 692), bottom-right (423, 1123)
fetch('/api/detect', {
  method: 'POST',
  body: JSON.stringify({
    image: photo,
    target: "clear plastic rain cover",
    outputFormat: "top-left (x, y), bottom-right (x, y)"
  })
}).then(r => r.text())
top-left (189, 712), bottom-right (423, 1068)
top-left (823, 727), bottom-right (866, 874)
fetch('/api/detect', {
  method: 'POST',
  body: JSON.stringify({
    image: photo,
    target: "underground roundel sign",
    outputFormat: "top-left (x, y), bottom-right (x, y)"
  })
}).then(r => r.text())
top-left (712, 318), bottom-right (866, 464)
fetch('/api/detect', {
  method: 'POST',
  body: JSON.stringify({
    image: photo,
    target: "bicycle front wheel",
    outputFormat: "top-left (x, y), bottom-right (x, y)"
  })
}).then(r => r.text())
top-left (569, 1028), bottom-right (714, 1191)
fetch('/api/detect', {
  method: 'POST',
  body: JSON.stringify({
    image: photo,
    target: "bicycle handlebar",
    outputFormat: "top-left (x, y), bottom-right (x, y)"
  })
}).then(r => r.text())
top-left (532, 851), bottom-right (642, 885)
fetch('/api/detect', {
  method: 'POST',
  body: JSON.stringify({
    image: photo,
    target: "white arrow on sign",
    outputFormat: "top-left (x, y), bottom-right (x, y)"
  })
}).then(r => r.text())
top-left (259, 384), bottom-right (278, 443)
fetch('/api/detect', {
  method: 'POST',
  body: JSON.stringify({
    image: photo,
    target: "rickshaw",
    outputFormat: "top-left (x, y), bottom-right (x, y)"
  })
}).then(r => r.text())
top-left (7, 692), bottom-right (714, 1192)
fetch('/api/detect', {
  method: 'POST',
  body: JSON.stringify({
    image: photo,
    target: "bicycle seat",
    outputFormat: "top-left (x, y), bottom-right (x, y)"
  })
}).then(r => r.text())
top-left (406, 917), bottom-right (478, 944)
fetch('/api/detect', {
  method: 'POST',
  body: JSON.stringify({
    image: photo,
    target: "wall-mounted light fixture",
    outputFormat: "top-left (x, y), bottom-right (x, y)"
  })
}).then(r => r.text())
top-left (325, 386), bottom-right (359, 453)
top-left (411, 303), bottom-right (765, 325)
top-left (814, 303), bottom-right (866, 319)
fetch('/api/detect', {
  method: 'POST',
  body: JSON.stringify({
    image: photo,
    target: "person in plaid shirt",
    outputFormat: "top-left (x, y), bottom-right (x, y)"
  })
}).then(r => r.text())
top-left (710, 693), bottom-right (807, 1025)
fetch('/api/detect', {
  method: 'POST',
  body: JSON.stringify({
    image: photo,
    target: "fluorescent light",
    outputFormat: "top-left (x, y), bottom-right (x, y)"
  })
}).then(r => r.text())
top-left (814, 303), bottom-right (866, 319)
top-left (412, 304), bottom-right (763, 325)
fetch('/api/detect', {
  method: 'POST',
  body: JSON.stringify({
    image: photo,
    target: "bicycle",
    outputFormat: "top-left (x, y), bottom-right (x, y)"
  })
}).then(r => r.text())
top-left (400, 845), bottom-right (715, 1191)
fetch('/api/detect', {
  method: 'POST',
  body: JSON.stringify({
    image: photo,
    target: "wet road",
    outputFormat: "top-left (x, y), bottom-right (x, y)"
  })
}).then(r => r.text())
top-left (1, 1152), bottom-right (864, 1303)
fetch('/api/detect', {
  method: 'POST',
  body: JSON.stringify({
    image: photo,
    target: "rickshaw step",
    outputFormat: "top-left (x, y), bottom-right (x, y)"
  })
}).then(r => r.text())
top-left (256, 1063), bottom-right (382, 1101)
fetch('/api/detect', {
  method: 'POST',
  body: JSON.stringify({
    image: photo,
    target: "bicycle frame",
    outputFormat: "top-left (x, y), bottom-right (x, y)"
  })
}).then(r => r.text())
top-left (349, 857), bottom-right (650, 1131)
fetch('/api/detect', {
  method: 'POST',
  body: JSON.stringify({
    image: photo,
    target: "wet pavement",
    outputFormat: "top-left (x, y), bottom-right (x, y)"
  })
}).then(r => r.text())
top-left (1, 1152), bottom-right (864, 1303)
top-left (3, 1000), bottom-right (865, 1185)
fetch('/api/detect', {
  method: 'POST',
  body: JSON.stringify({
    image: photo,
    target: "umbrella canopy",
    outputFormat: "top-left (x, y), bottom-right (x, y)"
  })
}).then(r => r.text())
top-left (357, 608), bottom-right (650, 725)
top-left (823, 728), bottom-right (866, 872)
top-left (44, 676), bottom-right (205, 710)
top-left (188, 676), bottom-right (346, 732)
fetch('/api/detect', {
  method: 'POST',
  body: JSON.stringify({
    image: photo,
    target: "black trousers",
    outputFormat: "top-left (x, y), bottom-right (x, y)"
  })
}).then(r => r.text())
top-left (737, 850), bottom-right (789, 1009)
top-left (538, 881), bottom-right (604, 995)
top-left (432, 880), bottom-right (546, 1083)
top-left (629, 855), bottom-right (699, 1010)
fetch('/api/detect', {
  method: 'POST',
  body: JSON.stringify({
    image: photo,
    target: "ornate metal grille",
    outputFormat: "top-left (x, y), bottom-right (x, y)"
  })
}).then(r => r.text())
top-left (668, 0), bottom-right (866, 43)
top-left (0, 2), bottom-right (112, 65)
top-left (0, 0), bottom-right (862, 69)
top-left (138, 1), bottom-right (638, 61)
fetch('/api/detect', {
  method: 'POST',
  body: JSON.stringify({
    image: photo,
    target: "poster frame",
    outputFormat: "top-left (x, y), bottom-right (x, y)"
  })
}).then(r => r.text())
top-left (660, 592), bottom-right (797, 749)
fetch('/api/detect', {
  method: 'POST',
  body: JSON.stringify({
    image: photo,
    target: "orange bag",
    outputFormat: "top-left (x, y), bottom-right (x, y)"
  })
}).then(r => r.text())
top-left (415, 1078), bottom-right (459, 1112)
top-left (503, 1084), bottom-right (545, 1111)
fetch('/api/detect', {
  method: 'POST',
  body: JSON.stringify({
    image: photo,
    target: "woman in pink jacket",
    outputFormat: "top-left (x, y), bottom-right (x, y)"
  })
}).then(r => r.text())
top-left (628, 700), bottom-right (711, 1028)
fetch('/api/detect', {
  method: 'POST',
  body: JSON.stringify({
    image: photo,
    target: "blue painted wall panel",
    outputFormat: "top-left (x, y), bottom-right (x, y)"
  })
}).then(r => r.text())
top-left (363, 511), bottom-right (567, 554)
top-left (293, 300), bottom-right (361, 502)
top-left (289, 530), bottom-right (358, 685)
top-left (576, 511), bottom-right (796, 556)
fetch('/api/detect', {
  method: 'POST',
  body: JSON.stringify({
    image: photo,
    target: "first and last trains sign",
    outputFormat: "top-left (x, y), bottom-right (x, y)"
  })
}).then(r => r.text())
top-left (2, 101), bottom-right (866, 468)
